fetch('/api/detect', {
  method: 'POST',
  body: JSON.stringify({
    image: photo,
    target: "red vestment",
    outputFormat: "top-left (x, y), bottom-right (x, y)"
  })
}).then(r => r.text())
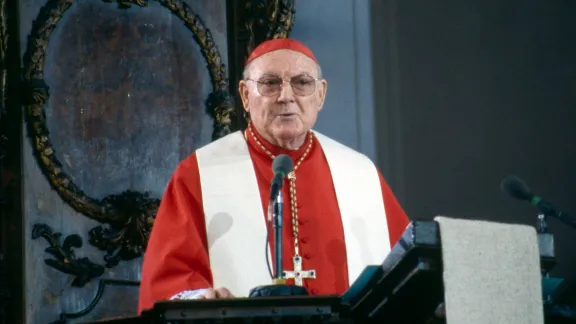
top-left (138, 127), bottom-right (410, 313)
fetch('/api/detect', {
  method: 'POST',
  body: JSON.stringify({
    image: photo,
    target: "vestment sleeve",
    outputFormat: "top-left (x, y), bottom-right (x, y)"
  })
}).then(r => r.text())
top-left (138, 154), bottom-right (212, 313)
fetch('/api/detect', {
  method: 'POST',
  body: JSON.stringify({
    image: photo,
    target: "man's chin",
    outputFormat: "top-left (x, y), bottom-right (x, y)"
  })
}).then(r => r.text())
top-left (273, 127), bottom-right (306, 141)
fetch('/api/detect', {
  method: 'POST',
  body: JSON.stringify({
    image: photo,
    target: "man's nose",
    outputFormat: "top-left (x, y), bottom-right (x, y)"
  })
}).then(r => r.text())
top-left (277, 80), bottom-right (295, 102)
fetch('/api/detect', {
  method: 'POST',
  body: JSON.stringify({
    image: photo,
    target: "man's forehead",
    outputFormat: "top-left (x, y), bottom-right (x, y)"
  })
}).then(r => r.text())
top-left (249, 49), bottom-right (318, 75)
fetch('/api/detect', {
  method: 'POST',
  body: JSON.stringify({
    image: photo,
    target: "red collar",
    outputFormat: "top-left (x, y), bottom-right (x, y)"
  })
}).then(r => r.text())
top-left (244, 123), bottom-right (315, 164)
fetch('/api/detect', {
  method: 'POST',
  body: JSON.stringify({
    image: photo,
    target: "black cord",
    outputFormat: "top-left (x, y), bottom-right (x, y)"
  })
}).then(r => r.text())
top-left (556, 211), bottom-right (576, 231)
top-left (265, 219), bottom-right (274, 279)
top-left (544, 303), bottom-right (576, 319)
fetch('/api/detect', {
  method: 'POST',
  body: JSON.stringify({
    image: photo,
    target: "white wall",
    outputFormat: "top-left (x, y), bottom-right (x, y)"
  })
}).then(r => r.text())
top-left (290, 0), bottom-right (377, 162)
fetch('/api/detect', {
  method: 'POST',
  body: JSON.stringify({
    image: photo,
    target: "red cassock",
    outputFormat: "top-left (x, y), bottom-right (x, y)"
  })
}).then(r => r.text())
top-left (138, 127), bottom-right (410, 313)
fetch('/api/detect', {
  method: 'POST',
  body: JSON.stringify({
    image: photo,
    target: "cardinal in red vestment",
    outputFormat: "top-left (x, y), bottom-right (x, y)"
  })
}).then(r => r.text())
top-left (138, 38), bottom-right (410, 313)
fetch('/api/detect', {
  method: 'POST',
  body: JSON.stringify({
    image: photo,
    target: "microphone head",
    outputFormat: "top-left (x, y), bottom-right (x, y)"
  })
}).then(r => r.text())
top-left (272, 154), bottom-right (294, 177)
top-left (501, 175), bottom-right (534, 201)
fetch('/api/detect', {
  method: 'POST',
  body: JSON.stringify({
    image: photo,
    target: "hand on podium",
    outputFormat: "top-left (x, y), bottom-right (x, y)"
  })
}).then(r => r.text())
top-left (192, 287), bottom-right (235, 299)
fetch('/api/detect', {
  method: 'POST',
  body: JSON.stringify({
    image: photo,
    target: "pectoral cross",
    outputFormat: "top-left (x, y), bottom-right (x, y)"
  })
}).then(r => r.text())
top-left (282, 255), bottom-right (316, 286)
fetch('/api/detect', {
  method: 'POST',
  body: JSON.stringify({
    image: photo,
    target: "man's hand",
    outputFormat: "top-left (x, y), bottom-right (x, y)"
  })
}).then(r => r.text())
top-left (196, 287), bottom-right (234, 299)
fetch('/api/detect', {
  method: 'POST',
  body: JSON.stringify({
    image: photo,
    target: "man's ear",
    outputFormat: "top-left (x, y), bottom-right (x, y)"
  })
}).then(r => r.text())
top-left (238, 80), bottom-right (250, 112)
top-left (316, 79), bottom-right (328, 112)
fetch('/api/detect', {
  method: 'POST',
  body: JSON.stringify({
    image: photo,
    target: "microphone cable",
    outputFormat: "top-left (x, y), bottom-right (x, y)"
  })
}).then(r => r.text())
top-left (264, 202), bottom-right (274, 280)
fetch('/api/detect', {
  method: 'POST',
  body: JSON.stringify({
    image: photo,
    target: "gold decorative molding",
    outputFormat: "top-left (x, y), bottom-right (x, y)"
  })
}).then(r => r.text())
top-left (22, 0), bottom-right (234, 268)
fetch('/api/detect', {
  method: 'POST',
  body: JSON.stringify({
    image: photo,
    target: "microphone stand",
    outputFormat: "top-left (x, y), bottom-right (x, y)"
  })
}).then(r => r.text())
top-left (537, 213), bottom-right (548, 234)
top-left (248, 189), bottom-right (309, 297)
top-left (532, 196), bottom-right (576, 232)
top-left (538, 210), bottom-right (576, 320)
top-left (273, 189), bottom-right (284, 284)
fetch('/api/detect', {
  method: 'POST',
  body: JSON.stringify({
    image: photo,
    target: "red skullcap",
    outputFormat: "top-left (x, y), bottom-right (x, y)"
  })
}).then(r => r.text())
top-left (244, 38), bottom-right (318, 67)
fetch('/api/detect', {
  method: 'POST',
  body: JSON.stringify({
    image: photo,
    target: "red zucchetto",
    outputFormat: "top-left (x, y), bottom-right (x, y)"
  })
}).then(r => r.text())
top-left (244, 38), bottom-right (318, 66)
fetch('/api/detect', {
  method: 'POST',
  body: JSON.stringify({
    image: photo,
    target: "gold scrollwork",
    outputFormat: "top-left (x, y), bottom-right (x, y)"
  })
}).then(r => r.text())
top-left (22, 0), bottom-right (235, 268)
top-left (244, 0), bottom-right (295, 54)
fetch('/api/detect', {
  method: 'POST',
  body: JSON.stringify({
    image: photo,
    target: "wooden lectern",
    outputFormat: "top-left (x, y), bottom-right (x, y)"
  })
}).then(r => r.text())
top-left (80, 220), bottom-right (574, 324)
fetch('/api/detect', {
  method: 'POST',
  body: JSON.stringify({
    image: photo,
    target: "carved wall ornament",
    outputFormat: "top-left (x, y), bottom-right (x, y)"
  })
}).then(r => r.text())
top-left (49, 279), bottom-right (140, 324)
top-left (22, 0), bottom-right (235, 268)
top-left (244, 0), bottom-right (295, 55)
top-left (31, 224), bottom-right (105, 287)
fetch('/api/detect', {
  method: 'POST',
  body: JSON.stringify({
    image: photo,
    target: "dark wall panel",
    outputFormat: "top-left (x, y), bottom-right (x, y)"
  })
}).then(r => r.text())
top-left (372, 0), bottom-right (576, 297)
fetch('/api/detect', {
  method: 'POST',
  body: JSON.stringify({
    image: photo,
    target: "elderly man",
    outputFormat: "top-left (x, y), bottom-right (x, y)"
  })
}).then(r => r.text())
top-left (138, 38), bottom-right (410, 313)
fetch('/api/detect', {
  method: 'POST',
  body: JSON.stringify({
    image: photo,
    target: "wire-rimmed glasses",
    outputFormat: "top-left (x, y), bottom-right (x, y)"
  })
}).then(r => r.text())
top-left (246, 75), bottom-right (321, 97)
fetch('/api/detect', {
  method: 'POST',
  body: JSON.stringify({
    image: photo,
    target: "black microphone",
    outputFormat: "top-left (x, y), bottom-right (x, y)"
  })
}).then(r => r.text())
top-left (269, 155), bottom-right (294, 201)
top-left (501, 175), bottom-right (576, 231)
top-left (501, 175), bottom-right (555, 215)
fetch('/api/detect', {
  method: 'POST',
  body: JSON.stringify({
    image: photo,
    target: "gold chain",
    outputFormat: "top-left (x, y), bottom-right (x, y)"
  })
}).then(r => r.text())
top-left (245, 122), bottom-right (314, 256)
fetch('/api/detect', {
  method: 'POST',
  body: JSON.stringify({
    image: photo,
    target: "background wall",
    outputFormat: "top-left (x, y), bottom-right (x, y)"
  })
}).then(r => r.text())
top-left (371, 0), bottom-right (576, 300)
top-left (292, 0), bottom-right (576, 301)
top-left (290, 0), bottom-right (377, 162)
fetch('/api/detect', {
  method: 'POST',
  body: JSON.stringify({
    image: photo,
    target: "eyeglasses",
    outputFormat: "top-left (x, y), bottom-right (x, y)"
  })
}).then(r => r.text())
top-left (246, 75), bottom-right (321, 97)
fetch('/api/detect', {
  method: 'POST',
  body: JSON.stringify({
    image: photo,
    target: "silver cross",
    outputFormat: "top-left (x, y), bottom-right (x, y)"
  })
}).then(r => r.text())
top-left (282, 255), bottom-right (316, 286)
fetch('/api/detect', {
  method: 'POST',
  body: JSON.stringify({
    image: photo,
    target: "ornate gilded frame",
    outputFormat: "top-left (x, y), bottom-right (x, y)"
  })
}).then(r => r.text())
top-left (22, 0), bottom-right (237, 269)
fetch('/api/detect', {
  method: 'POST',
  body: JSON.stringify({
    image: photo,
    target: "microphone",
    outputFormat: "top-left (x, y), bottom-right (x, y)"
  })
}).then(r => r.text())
top-left (501, 175), bottom-right (576, 232)
top-left (247, 154), bottom-right (308, 297)
top-left (501, 175), bottom-right (555, 215)
top-left (269, 155), bottom-right (294, 201)
top-left (268, 155), bottom-right (293, 282)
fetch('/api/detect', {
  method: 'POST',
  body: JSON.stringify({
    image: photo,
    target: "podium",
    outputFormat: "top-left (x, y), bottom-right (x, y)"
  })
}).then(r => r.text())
top-left (82, 219), bottom-right (572, 324)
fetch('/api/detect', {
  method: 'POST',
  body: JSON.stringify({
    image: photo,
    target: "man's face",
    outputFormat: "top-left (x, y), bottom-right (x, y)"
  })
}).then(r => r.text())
top-left (239, 49), bottom-right (327, 145)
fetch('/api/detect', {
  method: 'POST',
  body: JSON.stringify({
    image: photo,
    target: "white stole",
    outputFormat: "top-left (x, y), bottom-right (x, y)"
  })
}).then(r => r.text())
top-left (195, 131), bottom-right (390, 297)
